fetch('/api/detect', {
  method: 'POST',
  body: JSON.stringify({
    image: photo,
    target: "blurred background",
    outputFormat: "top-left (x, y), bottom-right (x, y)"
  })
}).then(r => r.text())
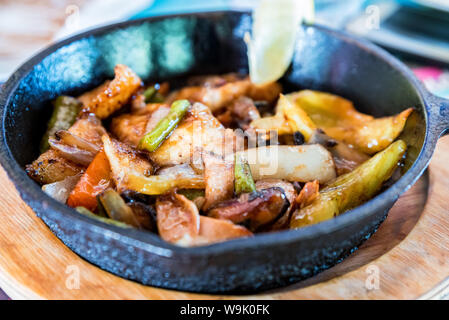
top-left (1, 0), bottom-right (449, 96)
top-left (0, 0), bottom-right (448, 299)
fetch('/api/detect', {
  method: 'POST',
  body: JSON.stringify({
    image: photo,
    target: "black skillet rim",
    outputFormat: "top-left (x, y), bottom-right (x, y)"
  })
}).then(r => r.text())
top-left (0, 10), bottom-right (437, 258)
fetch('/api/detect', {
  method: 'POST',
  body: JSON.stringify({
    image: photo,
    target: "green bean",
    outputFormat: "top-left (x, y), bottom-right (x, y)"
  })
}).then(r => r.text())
top-left (138, 99), bottom-right (190, 152)
top-left (178, 189), bottom-right (205, 201)
top-left (143, 86), bottom-right (165, 103)
top-left (234, 154), bottom-right (256, 195)
top-left (40, 96), bottom-right (82, 153)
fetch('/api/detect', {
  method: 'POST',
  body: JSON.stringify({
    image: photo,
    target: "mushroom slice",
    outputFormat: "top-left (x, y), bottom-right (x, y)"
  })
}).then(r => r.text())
top-left (256, 179), bottom-right (297, 230)
top-left (102, 134), bottom-right (153, 193)
top-left (295, 180), bottom-right (320, 209)
top-left (78, 64), bottom-right (142, 119)
top-left (68, 114), bottom-right (106, 146)
top-left (156, 193), bottom-right (200, 246)
top-left (208, 187), bottom-right (289, 231)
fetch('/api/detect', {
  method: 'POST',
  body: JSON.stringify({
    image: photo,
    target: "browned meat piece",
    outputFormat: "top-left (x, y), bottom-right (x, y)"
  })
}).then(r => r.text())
top-left (68, 114), bottom-right (106, 146)
top-left (78, 64), bottom-right (142, 119)
top-left (195, 216), bottom-right (253, 245)
top-left (227, 96), bottom-right (261, 130)
top-left (202, 152), bottom-right (234, 211)
top-left (167, 74), bottom-right (281, 112)
top-left (110, 104), bottom-right (170, 147)
top-left (26, 149), bottom-right (84, 184)
top-left (149, 103), bottom-right (232, 167)
top-left (102, 134), bottom-right (153, 193)
top-left (156, 193), bottom-right (200, 246)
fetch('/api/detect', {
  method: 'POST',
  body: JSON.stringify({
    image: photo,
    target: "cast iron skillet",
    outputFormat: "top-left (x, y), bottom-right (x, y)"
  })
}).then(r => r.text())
top-left (0, 11), bottom-right (448, 294)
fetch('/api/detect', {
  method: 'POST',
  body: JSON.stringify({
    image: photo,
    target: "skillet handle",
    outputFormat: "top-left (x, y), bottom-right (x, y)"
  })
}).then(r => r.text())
top-left (431, 94), bottom-right (449, 137)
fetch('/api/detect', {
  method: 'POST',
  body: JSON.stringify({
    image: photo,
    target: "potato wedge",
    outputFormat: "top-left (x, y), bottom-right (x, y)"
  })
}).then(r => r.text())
top-left (78, 64), bottom-right (141, 119)
top-left (287, 90), bottom-right (413, 154)
top-left (234, 144), bottom-right (336, 184)
top-left (290, 140), bottom-right (407, 229)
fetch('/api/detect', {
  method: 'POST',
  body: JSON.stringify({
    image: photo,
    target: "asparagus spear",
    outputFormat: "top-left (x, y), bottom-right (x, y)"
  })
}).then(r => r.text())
top-left (40, 96), bottom-right (82, 153)
top-left (138, 99), bottom-right (190, 152)
top-left (290, 140), bottom-right (407, 229)
top-left (234, 154), bottom-right (256, 195)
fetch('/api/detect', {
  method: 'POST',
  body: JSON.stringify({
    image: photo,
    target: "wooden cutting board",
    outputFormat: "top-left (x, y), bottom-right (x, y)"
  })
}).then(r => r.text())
top-left (0, 137), bottom-right (448, 300)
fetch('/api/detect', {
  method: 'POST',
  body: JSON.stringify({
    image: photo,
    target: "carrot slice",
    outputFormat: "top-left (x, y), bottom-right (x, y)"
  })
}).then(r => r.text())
top-left (67, 150), bottom-right (111, 211)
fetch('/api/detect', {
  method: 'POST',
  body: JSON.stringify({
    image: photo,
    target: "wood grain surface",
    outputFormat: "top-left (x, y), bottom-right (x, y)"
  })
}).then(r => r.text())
top-left (0, 137), bottom-right (448, 300)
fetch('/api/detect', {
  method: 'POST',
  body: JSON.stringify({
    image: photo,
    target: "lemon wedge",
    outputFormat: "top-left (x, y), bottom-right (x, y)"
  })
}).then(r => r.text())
top-left (246, 0), bottom-right (315, 85)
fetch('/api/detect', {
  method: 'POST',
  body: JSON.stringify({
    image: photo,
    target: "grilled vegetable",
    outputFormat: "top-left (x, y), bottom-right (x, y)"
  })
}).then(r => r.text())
top-left (290, 140), bottom-right (407, 228)
top-left (208, 187), bottom-right (289, 231)
top-left (295, 180), bottom-right (320, 209)
top-left (98, 189), bottom-right (140, 228)
top-left (75, 206), bottom-right (131, 228)
top-left (48, 135), bottom-right (97, 166)
top-left (138, 100), bottom-right (191, 152)
top-left (42, 174), bottom-right (81, 203)
top-left (278, 94), bottom-right (316, 141)
top-left (178, 189), bottom-right (205, 201)
top-left (143, 86), bottom-right (164, 103)
top-left (127, 174), bottom-right (205, 195)
top-left (111, 104), bottom-right (170, 147)
top-left (255, 179), bottom-right (297, 230)
top-left (40, 96), bottom-right (82, 153)
top-left (234, 154), bottom-right (256, 195)
top-left (67, 150), bottom-right (112, 211)
top-left (236, 144), bottom-right (336, 184)
top-left (287, 90), bottom-right (413, 154)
